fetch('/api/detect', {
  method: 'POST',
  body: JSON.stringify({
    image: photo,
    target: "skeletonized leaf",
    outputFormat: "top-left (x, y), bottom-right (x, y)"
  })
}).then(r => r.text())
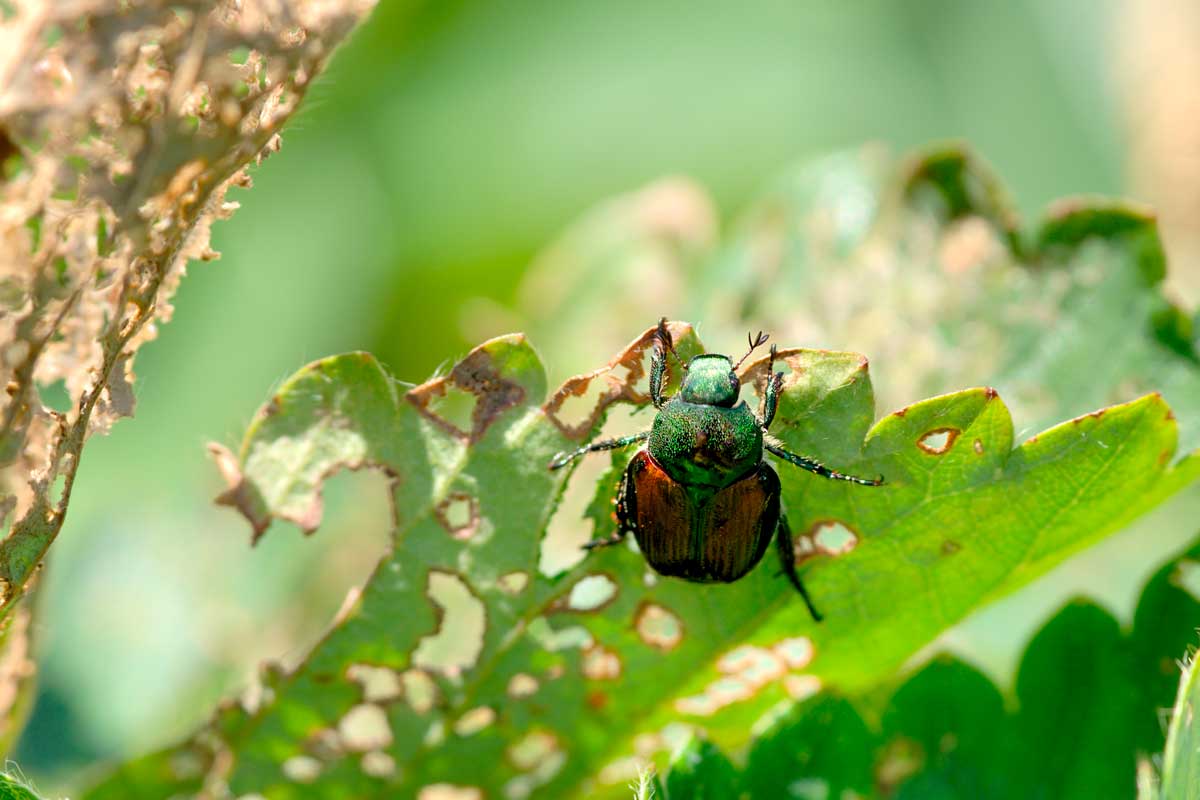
top-left (86, 316), bottom-right (1199, 798)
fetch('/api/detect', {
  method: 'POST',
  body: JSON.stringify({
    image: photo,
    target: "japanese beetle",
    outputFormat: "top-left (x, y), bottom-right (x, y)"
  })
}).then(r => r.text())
top-left (549, 320), bottom-right (883, 622)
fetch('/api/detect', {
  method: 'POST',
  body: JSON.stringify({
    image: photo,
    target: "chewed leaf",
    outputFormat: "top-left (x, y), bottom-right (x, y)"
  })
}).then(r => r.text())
top-left (86, 318), bottom-right (1200, 798)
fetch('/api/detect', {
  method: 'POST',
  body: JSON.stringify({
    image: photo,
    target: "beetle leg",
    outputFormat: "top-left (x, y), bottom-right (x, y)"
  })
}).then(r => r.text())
top-left (765, 442), bottom-right (884, 486)
top-left (547, 431), bottom-right (649, 470)
top-left (760, 344), bottom-right (783, 429)
top-left (650, 318), bottom-right (674, 408)
top-left (582, 533), bottom-right (626, 550)
top-left (775, 514), bottom-right (823, 623)
top-left (584, 459), bottom-right (636, 549)
top-left (649, 345), bottom-right (668, 408)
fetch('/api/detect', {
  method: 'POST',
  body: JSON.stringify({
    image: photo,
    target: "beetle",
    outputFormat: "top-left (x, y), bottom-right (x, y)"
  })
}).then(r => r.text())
top-left (548, 320), bottom-right (883, 622)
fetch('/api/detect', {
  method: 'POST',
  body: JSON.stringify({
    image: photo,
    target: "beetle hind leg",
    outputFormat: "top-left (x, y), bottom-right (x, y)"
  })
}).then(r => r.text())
top-left (775, 514), bottom-right (823, 623)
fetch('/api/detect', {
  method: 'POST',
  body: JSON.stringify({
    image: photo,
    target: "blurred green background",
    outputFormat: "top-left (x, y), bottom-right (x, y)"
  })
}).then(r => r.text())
top-left (16, 0), bottom-right (1200, 791)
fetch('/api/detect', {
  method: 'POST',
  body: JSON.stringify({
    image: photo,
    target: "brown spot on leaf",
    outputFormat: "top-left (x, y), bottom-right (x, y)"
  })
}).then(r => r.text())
top-left (941, 540), bottom-right (962, 556)
top-left (634, 602), bottom-right (683, 651)
top-left (543, 321), bottom-right (694, 439)
top-left (408, 346), bottom-right (526, 443)
top-left (434, 492), bottom-right (479, 540)
top-left (582, 643), bottom-right (622, 680)
top-left (1071, 408), bottom-right (1107, 425)
top-left (1159, 449), bottom-right (1171, 467)
top-left (984, 387), bottom-right (998, 399)
top-left (587, 690), bottom-right (608, 710)
top-left (917, 427), bottom-right (959, 455)
top-left (209, 442), bottom-right (271, 542)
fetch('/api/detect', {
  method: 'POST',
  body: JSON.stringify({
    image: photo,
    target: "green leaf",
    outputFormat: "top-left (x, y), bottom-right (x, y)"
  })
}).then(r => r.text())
top-left (882, 657), bottom-right (1010, 799)
top-left (1160, 646), bottom-right (1200, 800)
top-left (661, 735), bottom-right (738, 800)
top-left (658, 543), bottom-right (1200, 799)
top-left (86, 320), bottom-right (1198, 798)
top-left (742, 695), bottom-right (876, 799)
top-left (0, 773), bottom-right (45, 800)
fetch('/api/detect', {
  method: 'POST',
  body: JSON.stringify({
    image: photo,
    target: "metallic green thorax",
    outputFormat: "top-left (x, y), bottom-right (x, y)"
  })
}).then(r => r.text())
top-left (679, 354), bottom-right (739, 407)
top-left (648, 396), bottom-right (762, 492)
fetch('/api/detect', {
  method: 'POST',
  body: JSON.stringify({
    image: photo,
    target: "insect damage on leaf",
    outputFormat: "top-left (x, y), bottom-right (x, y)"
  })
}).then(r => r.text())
top-left (88, 322), bottom-right (1199, 796)
top-left (0, 0), bottom-right (376, 623)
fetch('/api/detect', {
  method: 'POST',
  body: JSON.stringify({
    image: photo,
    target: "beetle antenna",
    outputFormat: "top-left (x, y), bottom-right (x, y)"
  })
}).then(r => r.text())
top-left (734, 330), bottom-right (770, 371)
top-left (655, 317), bottom-right (687, 371)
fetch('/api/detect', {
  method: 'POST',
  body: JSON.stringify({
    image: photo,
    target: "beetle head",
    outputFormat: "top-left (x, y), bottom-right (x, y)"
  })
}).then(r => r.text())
top-left (680, 354), bottom-right (739, 407)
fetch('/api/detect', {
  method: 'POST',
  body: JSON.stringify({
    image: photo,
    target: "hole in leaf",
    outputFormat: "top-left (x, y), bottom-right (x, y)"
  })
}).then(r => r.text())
top-left (418, 785), bottom-right (483, 800)
top-left (346, 664), bottom-right (402, 703)
top-left (423, 383), bottom-right (477, 439)
top-left (453, 706), bottom-right (496, 737)
top-left (507, 730), bottom-right (560, 772)
top-left (675, 677), bottom-right (755, 716)
top-left (917, 427), bottom-right (959, 454)
top-left (527, 617), bottom-right (593, 651)
top-left (37, 378), bottom-right (71, 413)
top-left (507, 673), bottom-right (539, 698)
top-left (566, 573), bottom-right (618, 611)
top-left (773, 637), bottom-right (815, 669)
top-left (401, 669), bottom-right (439, 714)
top-left (435, 493), bottom-right (479, 540)
top-left (783, 674), bottom-right (822, 701)
top-left (338, 703), bottom-right (392, 752)
top-left (582, 643), bottom-right (622, 680)
top-left (973, 438), bottom-right (984, 454)
top-left (282, 755), bottom-right (322, 784)
top-left (413, 571), bottom-right (486, 680)
top-left (361, 751), bottom-right (396, 779)
top-left (809, 520), bottom-right (858, 556)
top-left (717, 646), bottom-right (786, 687)
top-left (635, 602), bottom-right (682, 651)
top-left (548, 373), bottom-right (612, 433)
top-left (496, 571), bottom-right (529, 594)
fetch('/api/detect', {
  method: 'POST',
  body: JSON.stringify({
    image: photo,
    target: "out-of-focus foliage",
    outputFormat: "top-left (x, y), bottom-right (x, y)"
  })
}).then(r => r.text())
top-left (656, 542), bottom-right (1200, 799)
top-left (0, 0), bottom-right (372, 759)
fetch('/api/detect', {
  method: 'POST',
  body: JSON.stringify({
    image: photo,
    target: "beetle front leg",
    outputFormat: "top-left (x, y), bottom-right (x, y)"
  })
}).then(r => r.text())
top-left (765, 443), bottom-right (884, 486)
top-left (649, 317), bottom-right (675, 408)
top-left (775, 514), bottom-right (823, 623)
top-left (548, 431), bottom-right (649, 470)
top-left (760, 343), bottom-right (783, 429)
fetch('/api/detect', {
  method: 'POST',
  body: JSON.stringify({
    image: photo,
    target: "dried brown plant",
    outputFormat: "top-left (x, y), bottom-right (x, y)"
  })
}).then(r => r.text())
top-left (0, 0), bottom-right (374, 746)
